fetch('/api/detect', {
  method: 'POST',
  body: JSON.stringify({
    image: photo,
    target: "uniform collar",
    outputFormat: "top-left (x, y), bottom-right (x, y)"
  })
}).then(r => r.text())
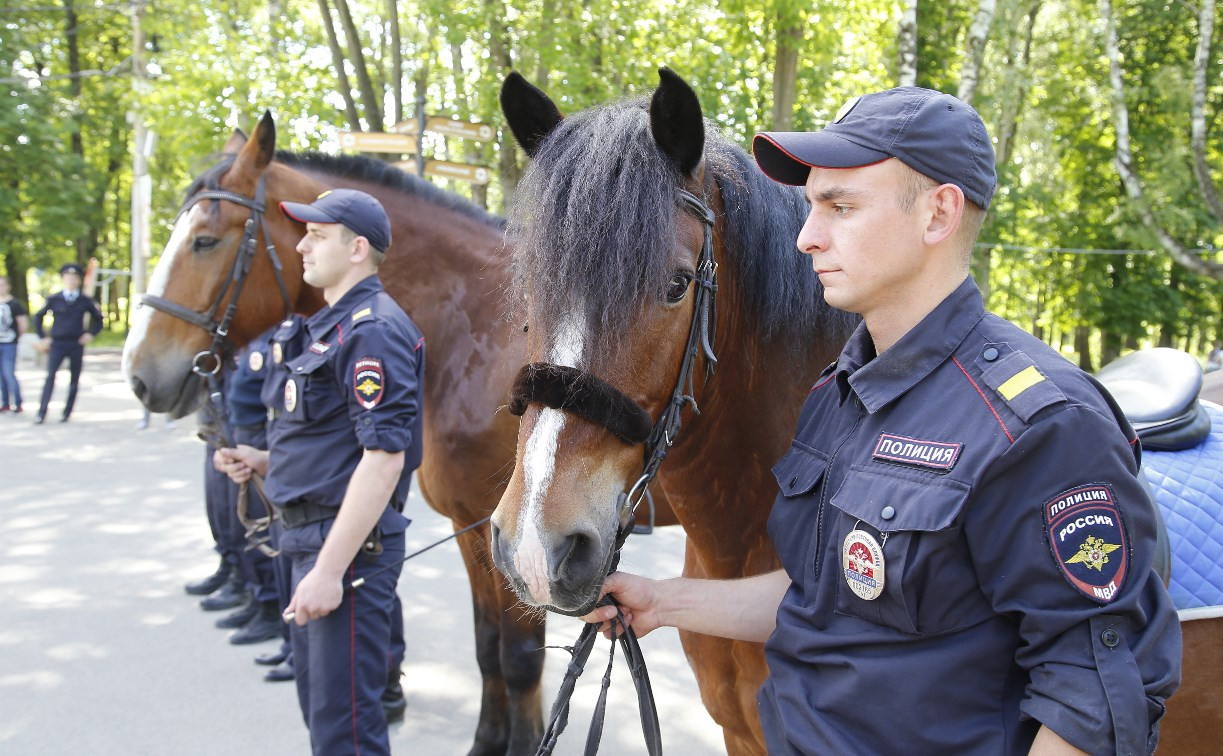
top-left (838, 276), bottom-right (985, 413)
top-left (306, 274), bottom-right (383, 339)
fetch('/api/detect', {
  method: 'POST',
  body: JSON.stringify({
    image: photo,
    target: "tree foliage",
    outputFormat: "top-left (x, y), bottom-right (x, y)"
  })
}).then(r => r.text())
top-left (1, 0), bottom-right (1219, 359)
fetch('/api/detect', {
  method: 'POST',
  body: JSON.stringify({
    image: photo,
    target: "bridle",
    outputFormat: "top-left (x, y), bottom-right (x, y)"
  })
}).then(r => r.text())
top-left (140, 174), bottom-right (294, 377)
top-left (512, 185), bottom-right (719, 756)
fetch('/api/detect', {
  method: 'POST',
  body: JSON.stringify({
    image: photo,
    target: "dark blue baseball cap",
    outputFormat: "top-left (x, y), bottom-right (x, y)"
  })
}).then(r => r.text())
top-left (60, 263), bottom-right (84, 277)
top-left (753, 86), bottom-right (997, 209)
top-left (281, 188), bottom-right (392, 252)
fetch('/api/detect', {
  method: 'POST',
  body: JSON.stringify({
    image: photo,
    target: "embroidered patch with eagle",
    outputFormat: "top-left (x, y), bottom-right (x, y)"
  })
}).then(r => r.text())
top-left (353, 358), bottom-right (385, 409)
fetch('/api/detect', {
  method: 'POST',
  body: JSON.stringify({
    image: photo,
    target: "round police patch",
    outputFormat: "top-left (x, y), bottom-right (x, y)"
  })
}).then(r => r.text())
top-left (272, 342), bottom-right (283, 364)
top-left (843, 529), bottom-right (885, 601)
top-left (1044, 483), bottom-right (1130, 603)
top-left (249, 350), bottom-right (264, 372)
top-left (284, 378), bottom-right (298, 413)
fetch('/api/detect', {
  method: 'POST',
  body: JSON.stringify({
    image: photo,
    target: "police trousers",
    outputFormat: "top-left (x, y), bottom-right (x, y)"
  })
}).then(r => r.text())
top-left (280, 507), bottom-right (408, 756)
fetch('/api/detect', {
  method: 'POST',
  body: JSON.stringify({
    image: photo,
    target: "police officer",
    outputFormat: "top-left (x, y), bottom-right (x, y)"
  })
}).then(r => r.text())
top-left (217, 189), bottom-right (422, 754)
top-left (32, 262), bottom-right (103, 423)
top-left (584, 87), bottom-right (1182, 754)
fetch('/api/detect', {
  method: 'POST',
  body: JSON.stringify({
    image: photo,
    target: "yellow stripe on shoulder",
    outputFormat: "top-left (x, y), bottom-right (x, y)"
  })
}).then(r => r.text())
top-left (351, 307), bottom-right (372, 322)
top-left (997, 365), bottom-right (1046, 400)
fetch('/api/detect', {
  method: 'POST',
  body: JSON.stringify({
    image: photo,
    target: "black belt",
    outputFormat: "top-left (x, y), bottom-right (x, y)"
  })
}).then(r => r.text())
top-left (234, 421), bottom-right (266, 432)
top-left (280, 500), bottom-right (338, 529)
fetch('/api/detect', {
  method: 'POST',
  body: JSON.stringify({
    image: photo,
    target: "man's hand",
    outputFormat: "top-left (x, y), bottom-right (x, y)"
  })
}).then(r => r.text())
top-left (580, 572), bottom-right (666, 639)
top-left (285, 565), bottom-right (344, 626)
top-left (36, 337), bottom-right (50, 354)
top-left (215, 444), bottom-right (267, 483)
top-left (78, 333), bottom-right (93, 345)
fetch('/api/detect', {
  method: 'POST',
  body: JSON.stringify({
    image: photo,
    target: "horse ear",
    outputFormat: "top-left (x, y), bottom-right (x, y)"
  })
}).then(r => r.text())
top-left (222, 129), bottom-right (248, 154)
top-left (500, 71), bottom-right (563, 158)
top-left (233, 111), bottom-right (276, 174)
top-left (649, 67), bottom-right (704, 177)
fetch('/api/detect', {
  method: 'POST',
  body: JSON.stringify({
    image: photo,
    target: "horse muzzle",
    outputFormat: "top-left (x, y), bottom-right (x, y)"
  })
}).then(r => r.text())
top-left (490, 519), bottom-right (617, 617)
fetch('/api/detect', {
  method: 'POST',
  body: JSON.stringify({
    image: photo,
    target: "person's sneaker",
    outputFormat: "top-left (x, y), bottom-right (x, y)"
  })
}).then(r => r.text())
top-left (0, 405), bottom-right (10, 413)
top-left (136, 417), bottom-right (149, 430)
top-left (11, 406), bottom-right (22, 414)
top-left (164, 419), bottom-right (177, 430)
top-left (33, 415), bottom-right (45, 425)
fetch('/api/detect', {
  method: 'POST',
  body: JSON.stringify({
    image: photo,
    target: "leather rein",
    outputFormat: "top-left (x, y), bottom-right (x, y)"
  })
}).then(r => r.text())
top-left (523, 187), bottom-right (719, 756)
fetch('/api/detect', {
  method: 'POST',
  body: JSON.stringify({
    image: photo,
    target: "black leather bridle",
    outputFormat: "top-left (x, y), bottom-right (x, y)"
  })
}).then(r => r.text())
top-left (523, 186), bottom-right (719, 756)
top-left (140, 174), bottom-right (294, 377)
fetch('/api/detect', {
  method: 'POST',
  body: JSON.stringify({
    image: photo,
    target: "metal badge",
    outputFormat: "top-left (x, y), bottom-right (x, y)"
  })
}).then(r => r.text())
top-left (272, 342), bottom-right (283, 364)
top-left (248, 350), bottom-right (264, 372)
top-left (843, 529), bottom-right (885, 601)
top-left (284, 378), bottom-right (298, 413)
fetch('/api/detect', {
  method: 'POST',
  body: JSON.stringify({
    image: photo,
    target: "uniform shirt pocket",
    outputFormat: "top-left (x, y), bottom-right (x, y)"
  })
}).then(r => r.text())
top-left (768, 443), bottom-right (829, 583)
top-left (282, 351), bottom-right (331, 423)
top-left (829, 465), bottom-right (983, 635)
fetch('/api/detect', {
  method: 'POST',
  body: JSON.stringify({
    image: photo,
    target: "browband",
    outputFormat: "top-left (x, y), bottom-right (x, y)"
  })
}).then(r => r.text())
top-left (508, 362), bottom-right (652, 445)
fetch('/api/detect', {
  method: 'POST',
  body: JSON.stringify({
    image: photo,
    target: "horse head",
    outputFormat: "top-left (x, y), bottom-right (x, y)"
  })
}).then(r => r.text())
top-left (491, 68), bottom-right (735, 614)
top-left (122, 112), bottom-right (323, 417)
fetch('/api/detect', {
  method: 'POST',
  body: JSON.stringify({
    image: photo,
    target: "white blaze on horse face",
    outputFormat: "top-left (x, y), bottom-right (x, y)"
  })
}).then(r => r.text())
top-left (514, 313), bottom-right (587, 605)
top-left (122, 205), bottom-right (200, 380)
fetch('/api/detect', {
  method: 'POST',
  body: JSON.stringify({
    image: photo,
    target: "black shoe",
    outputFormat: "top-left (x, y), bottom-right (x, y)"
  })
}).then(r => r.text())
top-left (216, 599), bottom-right (259, 629)
top-left (382, 669), bottom-right (406, 723)
top-left (264, 659), bottom-right (295, 682)
top-left (199, 571), bottom-right (247, 611)
top-left (33, 415), bottom-right (45, 425)
top-left (255, 644), bottom-right (290, 666)
top-left (184, 559), bottom-right (231, 596)
top-left (59, 415), bottom-right (69, 423)
top-left (229, 601), bottom-right (282, 645)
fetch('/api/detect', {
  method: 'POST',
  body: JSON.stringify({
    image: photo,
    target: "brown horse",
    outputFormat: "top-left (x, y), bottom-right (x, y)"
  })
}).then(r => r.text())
top-left (489, 69), bottom-right (857, 753)
top-left (122, 114), bottom-right (544, 754)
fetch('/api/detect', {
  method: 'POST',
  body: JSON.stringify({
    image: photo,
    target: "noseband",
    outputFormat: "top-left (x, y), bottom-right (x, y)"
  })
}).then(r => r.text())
top-left (508, 187), bottom-right (719, 545)
top-left (139, 174), bottom-right (294, 376)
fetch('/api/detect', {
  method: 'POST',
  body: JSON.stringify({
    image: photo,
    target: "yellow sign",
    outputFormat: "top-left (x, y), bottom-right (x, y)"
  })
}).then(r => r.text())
top-left (393, 159), bottom-right (490, 185)
top-left (391, 117), bottom-right (495, 142)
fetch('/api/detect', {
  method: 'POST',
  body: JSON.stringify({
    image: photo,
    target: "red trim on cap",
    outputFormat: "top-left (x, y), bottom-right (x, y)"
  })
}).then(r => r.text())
top-left (754, 134), bottom-right (891, 184)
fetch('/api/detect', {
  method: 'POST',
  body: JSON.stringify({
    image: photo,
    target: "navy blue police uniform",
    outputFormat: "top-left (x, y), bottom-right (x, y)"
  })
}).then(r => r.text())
top-left (220, 330), bottom-right (283, 643)
top-left (32, 269), bottom-right (103, 422)
top-left (759, 277), bottom-right (1182, 754)
top-left (264, 274), bottom-right (424, 755)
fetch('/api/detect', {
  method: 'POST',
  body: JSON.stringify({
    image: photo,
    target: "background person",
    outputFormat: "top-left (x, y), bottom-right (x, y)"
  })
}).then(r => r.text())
top-left (585, 86), bottom-right (1181, 755)
top-left (0, 275), bottom-right (28, 414)
top-left (31, 262), bottom-right (103, 424)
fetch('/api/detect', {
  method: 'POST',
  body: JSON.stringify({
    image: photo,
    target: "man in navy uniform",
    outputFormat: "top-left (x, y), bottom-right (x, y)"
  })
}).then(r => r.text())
top-left (217, 189), bottom-right (422, 754)
top-left (583, 87), bottom-right (1181, 754)
top-left (32, 262), bottom-right (103, 423)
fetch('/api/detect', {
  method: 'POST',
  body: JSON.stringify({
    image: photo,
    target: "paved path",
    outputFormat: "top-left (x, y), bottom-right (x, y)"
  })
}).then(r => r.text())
top-left (0, 350), bottom-right (725, 755)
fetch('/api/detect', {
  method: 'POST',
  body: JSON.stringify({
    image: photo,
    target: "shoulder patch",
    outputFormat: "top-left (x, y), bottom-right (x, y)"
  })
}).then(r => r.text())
top-left (1044, 483), bottom-right (1130, 603)
top-left (351, 307), bottom-right (372, 322)
top-left (980, 351), bottom-right (1066, 423)
top-left (353, 357), bottom-right (385, 409)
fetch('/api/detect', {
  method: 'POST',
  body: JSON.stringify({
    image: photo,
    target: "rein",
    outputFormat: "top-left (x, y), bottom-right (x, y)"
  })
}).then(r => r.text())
top-left (521, 186), bottom-right (719, 756)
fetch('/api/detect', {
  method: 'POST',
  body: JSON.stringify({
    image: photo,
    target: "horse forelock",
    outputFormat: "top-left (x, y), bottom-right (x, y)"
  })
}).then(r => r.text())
top-left (507, 98), bottom-right (858, 365)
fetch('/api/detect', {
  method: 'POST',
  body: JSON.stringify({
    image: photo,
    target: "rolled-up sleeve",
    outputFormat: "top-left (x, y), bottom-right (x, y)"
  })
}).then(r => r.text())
top-left (337, 323), bottom-right (421, 453)
top-left (966, 404), bottom-right (1182, 754)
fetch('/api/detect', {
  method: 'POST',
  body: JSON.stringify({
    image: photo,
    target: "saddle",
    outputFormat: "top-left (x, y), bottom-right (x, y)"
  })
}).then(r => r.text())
top-left (1096, 347), bottom-right (1211, 451)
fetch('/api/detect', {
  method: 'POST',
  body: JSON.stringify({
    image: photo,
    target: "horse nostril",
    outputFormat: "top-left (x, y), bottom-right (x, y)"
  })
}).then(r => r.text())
top-left (552, 530), bottom-right (600, 581)
top-left (131, 377), bottom-right (148, 401)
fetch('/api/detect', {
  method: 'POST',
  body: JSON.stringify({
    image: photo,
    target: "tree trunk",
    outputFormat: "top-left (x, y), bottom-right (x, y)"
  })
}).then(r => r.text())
top-left (333, 0), bottom-right (383, 130)
top-left (1075, 325), bottom-right (1094, 372)
top-left (386, 0), bottom-right (403, 127)
top-left (485, 0), bottom-right (519, 211)
top-left (994, 2), bottom-right (1042, 169)
top-left (317, 0), bottom-right (362, 130)
top-left (897, 0), bottom-right (918, 87)
top-left (534, 0), bottom-right (555, 89)
top-left (771, 16), bottom-right (802, 130)
top-left (957, 0), bottom-right (996, 105)
top-left (1101, 0), bottom-right (1223, 278)
top-left (1191, 0), bottom-right (1222, 223)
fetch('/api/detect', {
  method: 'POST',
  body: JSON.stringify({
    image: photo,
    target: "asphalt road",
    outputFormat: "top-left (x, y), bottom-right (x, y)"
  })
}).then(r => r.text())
top-left (0, 349), bottom-right (725, 755)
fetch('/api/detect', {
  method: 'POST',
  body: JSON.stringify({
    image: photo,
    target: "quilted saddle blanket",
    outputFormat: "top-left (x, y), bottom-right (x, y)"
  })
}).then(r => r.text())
top-left (1142, 400), bottom-right (1223, 609)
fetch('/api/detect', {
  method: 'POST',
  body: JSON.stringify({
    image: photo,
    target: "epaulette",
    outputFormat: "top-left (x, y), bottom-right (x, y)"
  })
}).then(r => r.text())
top-left (980, 350), bottom-right (1066, 423)
top-left (349, 296), bottom-right (380, 325)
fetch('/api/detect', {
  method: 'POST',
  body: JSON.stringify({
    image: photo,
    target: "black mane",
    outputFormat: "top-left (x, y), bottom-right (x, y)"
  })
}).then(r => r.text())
top-left (507, 97), bottom-right (856, 359)
top-left (184, 150), bottom-right (504, 230)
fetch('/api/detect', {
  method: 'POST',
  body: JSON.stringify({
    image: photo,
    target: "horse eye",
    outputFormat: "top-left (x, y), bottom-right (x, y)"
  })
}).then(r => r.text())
top-left (193, 236), bottom-right (219, 252)
top-left (665, 271), bottom-right (693, 304)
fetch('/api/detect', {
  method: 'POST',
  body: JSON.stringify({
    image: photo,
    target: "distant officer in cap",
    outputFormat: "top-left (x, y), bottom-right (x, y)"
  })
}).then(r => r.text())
top-left (584, 87), bottom-right (1181, 754)
top-left (216, 188), bottom-right (423, 754)
top-left (32, 262), bottom-right (103, 423)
